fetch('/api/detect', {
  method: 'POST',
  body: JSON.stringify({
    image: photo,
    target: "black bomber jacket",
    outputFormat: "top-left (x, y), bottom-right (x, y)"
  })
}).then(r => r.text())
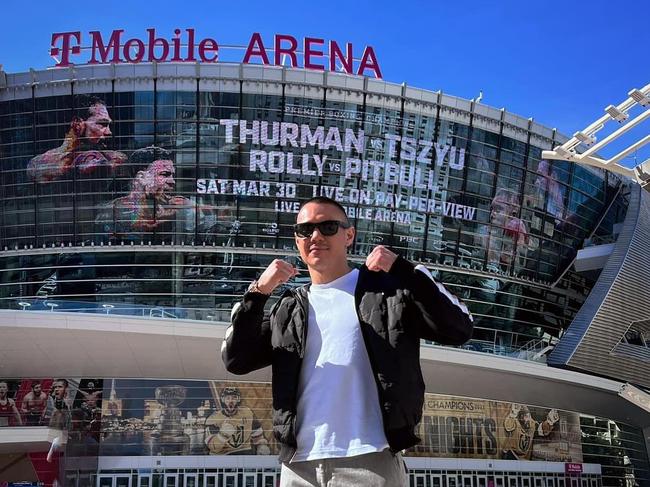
top-left (222, 256), bottom-right (474, 462)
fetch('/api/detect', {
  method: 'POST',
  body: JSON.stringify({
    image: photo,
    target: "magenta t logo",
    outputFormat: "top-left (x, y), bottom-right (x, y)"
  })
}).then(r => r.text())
top-left (50, 32), bottom-right (82, 67)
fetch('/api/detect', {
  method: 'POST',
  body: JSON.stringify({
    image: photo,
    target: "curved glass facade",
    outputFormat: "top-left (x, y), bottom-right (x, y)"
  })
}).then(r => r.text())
top-left (0, 66), bottom-right (647, 487)
top-left (0, 73), bottom-right (627, 357)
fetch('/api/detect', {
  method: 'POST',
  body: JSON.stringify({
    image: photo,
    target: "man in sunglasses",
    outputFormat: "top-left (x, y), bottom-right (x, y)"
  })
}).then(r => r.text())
top-left (222, 196), bottom-right (473, 486)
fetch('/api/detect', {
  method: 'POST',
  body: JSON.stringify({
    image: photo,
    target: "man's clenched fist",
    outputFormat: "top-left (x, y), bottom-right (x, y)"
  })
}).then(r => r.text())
top-left (256, 259), bottom-right (299, 294)
top-left (365, 245), bottom-right (398, 273)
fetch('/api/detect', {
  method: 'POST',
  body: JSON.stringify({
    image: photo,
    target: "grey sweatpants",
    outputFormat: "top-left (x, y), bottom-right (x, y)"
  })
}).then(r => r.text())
top-left (280, 449), bottom-right (409, 487)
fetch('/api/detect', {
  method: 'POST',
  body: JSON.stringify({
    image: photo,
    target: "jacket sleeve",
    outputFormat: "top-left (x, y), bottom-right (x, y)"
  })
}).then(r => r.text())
top-left (221, 291), bottom-right (273, 375)
top-left (388, 256), bottom-right (474, 345)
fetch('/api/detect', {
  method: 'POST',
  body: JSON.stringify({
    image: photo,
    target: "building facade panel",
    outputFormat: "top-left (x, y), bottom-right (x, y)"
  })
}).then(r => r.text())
top-left (549, 186), bottom-right (650, 388)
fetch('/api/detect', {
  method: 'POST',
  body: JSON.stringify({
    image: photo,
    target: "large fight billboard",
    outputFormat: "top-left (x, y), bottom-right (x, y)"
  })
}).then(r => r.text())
top-left (0, 88), bottom-right (617, 344)
top-left (19, 94), bottom-right (522, 258)
top-left (9, 88), bottom-right (607, 287)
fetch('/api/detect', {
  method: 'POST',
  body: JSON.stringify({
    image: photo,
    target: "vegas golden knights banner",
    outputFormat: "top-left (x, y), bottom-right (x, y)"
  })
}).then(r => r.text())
top-left (410, 394), bottom-right (582, 462)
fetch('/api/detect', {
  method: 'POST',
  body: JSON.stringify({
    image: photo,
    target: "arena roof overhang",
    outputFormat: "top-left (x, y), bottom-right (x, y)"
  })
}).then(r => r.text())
top-left (1, 310), bottom-right (649, 429)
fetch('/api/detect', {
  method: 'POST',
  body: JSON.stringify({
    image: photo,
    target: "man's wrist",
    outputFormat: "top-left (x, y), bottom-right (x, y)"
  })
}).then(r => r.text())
top-left (247, 280), bottom-right (272, 295)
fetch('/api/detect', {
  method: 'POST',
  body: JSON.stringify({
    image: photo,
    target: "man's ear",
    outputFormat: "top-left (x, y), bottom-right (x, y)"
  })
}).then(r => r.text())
top-left (132, 171), bottom-right (147, 192)
top-left (345, 226), bottom-right (355, 248)
top-left (71, 117), bottom-right (85, 137)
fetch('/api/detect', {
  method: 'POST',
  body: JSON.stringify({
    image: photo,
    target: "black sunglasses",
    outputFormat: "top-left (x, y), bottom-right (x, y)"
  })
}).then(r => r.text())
top-left (294, 220), bottom-right (351, 238)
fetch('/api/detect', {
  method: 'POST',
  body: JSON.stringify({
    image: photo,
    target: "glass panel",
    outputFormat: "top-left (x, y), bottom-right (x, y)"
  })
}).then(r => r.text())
top-left (116, 478), bottom-right (130, 487)
top-left (99, 478), bottom-right (113, 487)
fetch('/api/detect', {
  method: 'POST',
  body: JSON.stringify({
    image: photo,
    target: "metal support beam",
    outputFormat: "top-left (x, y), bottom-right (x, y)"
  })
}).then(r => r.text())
top-left (543, 83), bottom-right (650, 185)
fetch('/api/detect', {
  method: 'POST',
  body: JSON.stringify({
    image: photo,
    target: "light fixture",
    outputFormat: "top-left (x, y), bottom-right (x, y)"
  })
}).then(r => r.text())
top-left (574, 131), bottom-right (596, 145)
top-left (628, 88), bottom-right (650, 107)
top-left (605, 105), bottom-right (629, 123)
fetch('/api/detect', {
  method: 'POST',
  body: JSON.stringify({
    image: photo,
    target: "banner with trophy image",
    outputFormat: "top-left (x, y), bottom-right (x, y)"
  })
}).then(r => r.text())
top-left (410, 394), bottom-right (582, 462)
top-left (99, 379), bottom-right (275, 456)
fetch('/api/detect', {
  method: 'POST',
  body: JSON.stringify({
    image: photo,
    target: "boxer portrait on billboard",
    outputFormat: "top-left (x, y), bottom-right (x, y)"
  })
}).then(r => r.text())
top-left (27, 96), bottom-right (126, 183)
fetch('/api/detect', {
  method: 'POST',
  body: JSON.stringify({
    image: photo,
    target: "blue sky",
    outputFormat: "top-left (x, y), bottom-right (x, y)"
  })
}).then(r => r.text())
top-left (1, 0), bottom-right (648, 161)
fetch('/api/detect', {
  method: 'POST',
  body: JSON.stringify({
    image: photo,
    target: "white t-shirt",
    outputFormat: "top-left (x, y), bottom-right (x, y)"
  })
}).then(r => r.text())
top-left (292, 268), bottom-right (388, 462)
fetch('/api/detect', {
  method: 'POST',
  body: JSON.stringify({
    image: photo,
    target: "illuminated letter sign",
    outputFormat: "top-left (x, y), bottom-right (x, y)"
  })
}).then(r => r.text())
top-left (49, 29), bottom-right (382, 78)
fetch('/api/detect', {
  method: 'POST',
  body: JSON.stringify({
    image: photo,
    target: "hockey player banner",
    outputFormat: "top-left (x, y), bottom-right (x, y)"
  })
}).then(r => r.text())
top-left (496, 402), bottom-right (582, 462)
top-left (410, 394), bottom-right (582, 462)
top-left (98, 379), bottom-right (274, 456)
top-left (205, 381), bottom-right (274, 455)
top-left (1, 377), bottom-right (582, 461)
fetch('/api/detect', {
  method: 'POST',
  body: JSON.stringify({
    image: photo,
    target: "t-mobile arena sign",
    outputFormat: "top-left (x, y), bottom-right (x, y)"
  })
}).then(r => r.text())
top-left (49, 29), bottom-right (383, 78)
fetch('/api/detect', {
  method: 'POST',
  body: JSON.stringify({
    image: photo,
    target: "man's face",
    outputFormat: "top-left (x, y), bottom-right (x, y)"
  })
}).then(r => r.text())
top-left (83, 104), bottom-right (113, 144)
top-left (295, 203), bottom-right (354, 273)
top-left (490, 197), bottom-right (517, 227)
top-left (0, 382), bottom-right (7, 397)
top-left (52, 381), bottom-right (66, 399)
top-left (142, 160), bottom-right (176, 201)
top-left (522, 412), bottom-right (534, 428)
top-left (489, 192), bottom-right (528, 266)
top-left (33, 384), bottom-right (42, 395)
top-left (222, 394), bottom-right (239, 416)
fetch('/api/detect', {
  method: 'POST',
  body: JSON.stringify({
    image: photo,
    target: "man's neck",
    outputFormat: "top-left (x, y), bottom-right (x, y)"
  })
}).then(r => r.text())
top-left (308, 263), bottom-right (352, 285)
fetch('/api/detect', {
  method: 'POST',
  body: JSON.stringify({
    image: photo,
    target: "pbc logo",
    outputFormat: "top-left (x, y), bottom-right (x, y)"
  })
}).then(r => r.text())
top-left (399, 235), bottom-right (419, 244)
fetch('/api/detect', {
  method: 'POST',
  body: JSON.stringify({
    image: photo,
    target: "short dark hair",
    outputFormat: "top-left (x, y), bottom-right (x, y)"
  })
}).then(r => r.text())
top-left (298, 196), bottom-right (350, 224)
top-left (76, 95), bottom-right (107, 119)
top-left (129, 146), bottom-right (172, 167)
